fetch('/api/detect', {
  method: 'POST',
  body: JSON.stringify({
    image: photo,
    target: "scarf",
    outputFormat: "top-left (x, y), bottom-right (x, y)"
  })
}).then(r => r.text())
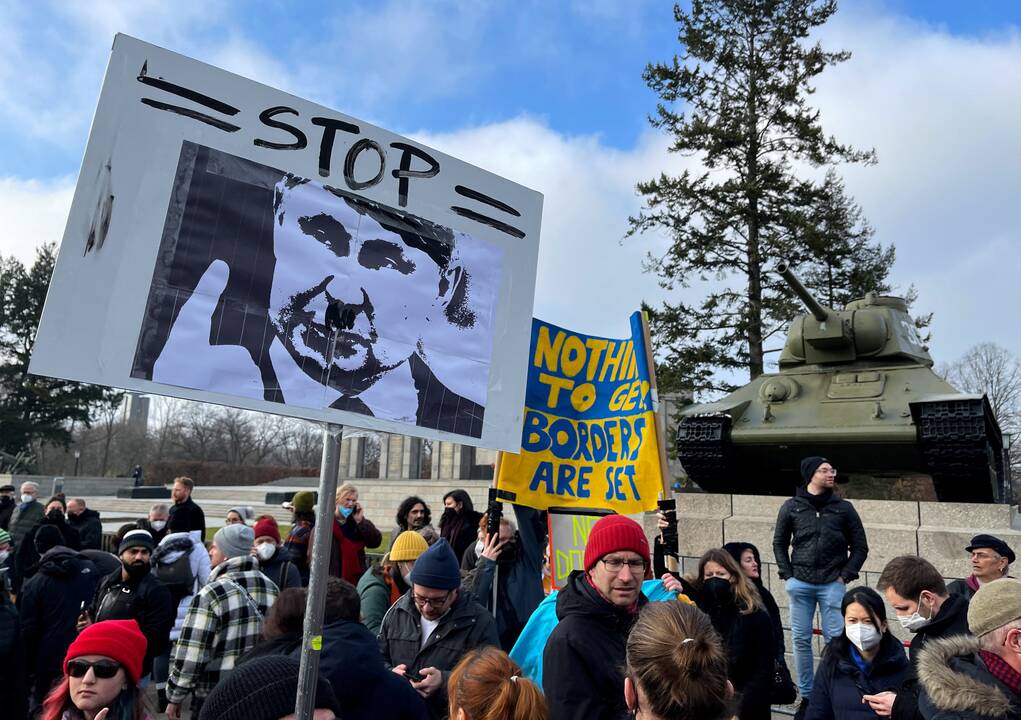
top-left (332, 518), bottom-right (365, 585)
top-left (981, 650), bottom-right (1021, 697)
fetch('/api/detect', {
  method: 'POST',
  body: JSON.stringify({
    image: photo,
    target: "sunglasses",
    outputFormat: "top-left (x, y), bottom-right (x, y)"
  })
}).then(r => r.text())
top-left (67, 659), bottom-right (122, 679)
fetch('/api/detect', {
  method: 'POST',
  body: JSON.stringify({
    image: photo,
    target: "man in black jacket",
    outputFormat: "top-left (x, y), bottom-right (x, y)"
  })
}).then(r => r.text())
top-left (66, 498), bottom-right (103, 550)
top-left (302, 577), bottom-right (427, 720)
top-left (543, 514), bottom-right (651, 720)
top-left (773, 456), bottom-right (868, 715)
top-left (12, 499), bottom-right (80, 594)
top-left (168, 476), bottom-right (205, 540)
top-left (17, 546), bottom-right (100, 710)
top-left (86, 529), bottom-right (176, 676)
top-left (377, 538), bottom-right (498, 720)
top-left (872, 555), bottom-right (971, 720)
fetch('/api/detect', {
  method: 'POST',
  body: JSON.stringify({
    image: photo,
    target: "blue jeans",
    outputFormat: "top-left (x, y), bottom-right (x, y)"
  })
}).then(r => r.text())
top-left (785, 577), bottom-right (845, 696)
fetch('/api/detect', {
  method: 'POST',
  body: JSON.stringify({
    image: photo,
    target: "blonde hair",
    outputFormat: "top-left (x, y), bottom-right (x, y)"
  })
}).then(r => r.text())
top-left (688, 548), bottom-right (763, 614)
top-left (335, 483), bottom-right (358, 503)
top-left (448, 647), bottom-right (547, 720)
top-left (626, 602), bottom-right (732, 720)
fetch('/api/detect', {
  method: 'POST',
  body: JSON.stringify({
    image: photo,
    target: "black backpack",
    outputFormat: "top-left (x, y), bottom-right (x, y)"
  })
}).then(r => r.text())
top-left (154, 551), bottom-right (195, 603)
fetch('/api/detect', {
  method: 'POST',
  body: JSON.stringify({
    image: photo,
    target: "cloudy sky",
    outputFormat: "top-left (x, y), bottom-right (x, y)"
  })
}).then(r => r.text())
top-left (2, 0), bottom-right (1020, 383)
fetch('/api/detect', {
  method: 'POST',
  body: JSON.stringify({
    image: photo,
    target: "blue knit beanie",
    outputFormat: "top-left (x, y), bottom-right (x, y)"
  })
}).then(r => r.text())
top-left (409, 537), bottom-right (460, 590)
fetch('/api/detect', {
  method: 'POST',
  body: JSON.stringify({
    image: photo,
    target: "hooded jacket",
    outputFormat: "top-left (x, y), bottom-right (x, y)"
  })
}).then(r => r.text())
top-left (892, 592), bottom-right (971, 720)
top-left (378, 588), bottom-right (499, 719)
top-left (13, 511), bottom-right (81, 593)
top-left (67, 507), bottom-right (103, 550)
top-left (918, 635), bottom-right (1021, 720)
top-left (358, 563), bottom-right (407, 635)
top-left (807, 632), bottom-right (912, 720)
top-left (16, 548), bottom-right (100, 702)
top-left (773, 488), bottom-right (869, 584)
top-left (543, 570), bottom-right (648, 720)
top-left (308, 619), bottom-right (428, 720)
top-left (152, 531), bottom-right (212, 641)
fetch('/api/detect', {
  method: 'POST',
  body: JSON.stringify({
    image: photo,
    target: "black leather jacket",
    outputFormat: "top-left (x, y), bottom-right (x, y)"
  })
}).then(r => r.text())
top-left (772, 489), bottom-right (868, 584)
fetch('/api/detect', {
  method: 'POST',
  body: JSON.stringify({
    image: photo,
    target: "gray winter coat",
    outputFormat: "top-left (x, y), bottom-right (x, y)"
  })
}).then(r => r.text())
top-left (918, 634), bottom-right (1021, 720)
top-left (377, 590), bottom-right (499, 719)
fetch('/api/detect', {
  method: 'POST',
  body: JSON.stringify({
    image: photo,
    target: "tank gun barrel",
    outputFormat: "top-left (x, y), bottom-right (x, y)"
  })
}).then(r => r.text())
top-left (776, 261), bottom-right (829, 321)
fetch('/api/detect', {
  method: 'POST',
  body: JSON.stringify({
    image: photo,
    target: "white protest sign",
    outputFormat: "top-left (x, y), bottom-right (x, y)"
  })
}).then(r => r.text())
top-left (29, 34), bottom-right (543, 451)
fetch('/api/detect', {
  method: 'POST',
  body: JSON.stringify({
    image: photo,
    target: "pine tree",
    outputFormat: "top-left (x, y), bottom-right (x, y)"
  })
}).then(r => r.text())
top-left (0, 244), bottom-right (121, 469)
top-left (630, 0), bottom-right (896, 396)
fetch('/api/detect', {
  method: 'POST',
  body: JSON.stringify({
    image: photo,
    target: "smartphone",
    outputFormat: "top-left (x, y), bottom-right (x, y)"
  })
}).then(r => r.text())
top-left (406, 669), bottom-right (424, 683)
top-left (485, 488), bottom-right (502, 539)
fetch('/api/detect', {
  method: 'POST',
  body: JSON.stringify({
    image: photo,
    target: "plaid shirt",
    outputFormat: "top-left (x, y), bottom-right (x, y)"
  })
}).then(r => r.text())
top-left (167, 555), bottom-right (278, 703)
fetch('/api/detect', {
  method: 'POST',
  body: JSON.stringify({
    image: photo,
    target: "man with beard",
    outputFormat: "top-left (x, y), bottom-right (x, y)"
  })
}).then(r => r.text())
top-left (168, 476), bottom-right (206, 541)
top-left (440, 489), bottom-right (483, 564)
top-left (84, 529), bottom-right (175, 677)
top-left (0, 485), bottom-right (15, 530)
top-left (390, 496), bottom-right (431, 551)
top-left (543, 514), bottom-right (651, 720)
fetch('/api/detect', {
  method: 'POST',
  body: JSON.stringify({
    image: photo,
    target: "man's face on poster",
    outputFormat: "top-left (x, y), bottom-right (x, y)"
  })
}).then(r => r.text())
top-left (270, 181), bottom-right (452, 389)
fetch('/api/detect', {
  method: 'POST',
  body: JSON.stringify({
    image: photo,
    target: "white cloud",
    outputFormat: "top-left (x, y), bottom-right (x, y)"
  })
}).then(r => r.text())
top-left (0, 176), bottom-right (75, 264)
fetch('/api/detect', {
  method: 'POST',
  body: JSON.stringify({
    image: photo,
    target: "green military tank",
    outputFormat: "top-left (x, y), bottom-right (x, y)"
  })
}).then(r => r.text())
top-left (676, 261), bottom-right (1010, 502)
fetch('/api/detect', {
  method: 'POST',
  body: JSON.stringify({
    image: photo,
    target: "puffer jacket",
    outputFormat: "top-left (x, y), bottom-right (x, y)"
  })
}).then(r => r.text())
top-left (773, 488), bottom-right (868, 584)
top-left (918, 635), bottom-right (1021, 720)
top-left (543, 571), bottom-right (648, 720)
top-left (378, 589), bottom-right (498, 719)
top-left (153, 531), bottom-right (212, 641)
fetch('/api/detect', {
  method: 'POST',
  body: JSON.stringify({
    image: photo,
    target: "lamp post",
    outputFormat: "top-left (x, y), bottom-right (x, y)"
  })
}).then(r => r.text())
top-left (73, 449), bottom-right (81, 477)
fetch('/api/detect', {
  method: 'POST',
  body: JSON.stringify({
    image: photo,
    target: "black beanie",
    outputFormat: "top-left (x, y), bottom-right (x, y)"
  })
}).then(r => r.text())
top-left (198, 655), bottom-right (340, 720)
top-left (410, 537), bottom-right (461, 590)
top-left (35, 525), bottom-right (64, 555)
top-left (800, 456), bottom-right (828, 484)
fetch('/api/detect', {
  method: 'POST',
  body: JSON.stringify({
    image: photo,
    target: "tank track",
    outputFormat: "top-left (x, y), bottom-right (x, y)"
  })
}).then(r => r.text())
top-left (676, 415), bottom-right (736, 494)
top-left (916, 398), bottom-right (1001, 503)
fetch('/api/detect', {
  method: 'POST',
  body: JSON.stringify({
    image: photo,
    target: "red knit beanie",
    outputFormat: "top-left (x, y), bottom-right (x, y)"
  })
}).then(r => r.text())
top-left (65, 619), bottom-right (147, 684)
top-left (253, 516), bottom-right (281, 544)
top-left (584, 514), bottom-right (651, 571)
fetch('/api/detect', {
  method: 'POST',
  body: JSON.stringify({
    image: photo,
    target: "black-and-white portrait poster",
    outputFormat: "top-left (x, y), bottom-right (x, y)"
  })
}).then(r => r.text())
top-left (29, 35), bottom-right (543, 451)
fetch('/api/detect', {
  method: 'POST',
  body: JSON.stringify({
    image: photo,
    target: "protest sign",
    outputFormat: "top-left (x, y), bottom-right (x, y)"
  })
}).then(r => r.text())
top-left (28, 34), bottom-right (542, 451)
top-left (495, 313), bottom-right (664, 514)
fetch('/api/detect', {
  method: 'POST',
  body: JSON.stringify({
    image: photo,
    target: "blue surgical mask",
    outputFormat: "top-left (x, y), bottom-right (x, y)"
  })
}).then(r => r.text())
top-left (338, 505), bottom-right (353, 520)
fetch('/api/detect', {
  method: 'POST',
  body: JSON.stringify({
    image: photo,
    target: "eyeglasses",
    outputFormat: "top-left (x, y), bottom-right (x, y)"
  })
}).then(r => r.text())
top-left (413, 591), bottom-right (452, 608)
top-left (67, 659), bottom-right (122, 679)
top-left (600, 557), bottom-right (647, 573)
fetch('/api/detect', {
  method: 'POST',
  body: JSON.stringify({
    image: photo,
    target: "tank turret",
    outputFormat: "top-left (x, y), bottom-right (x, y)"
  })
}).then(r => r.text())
top-left (675, 261), bottom-right (1009, 503)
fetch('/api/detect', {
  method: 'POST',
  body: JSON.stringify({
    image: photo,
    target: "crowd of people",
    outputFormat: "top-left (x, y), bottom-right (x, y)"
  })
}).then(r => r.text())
top-left (0, 459), bottom-right (1020, 720)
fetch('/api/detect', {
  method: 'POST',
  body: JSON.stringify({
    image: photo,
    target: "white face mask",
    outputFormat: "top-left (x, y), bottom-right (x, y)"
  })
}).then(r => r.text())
top-left (898, 595), bottom-right (933, 632)
top-left (475, 540), bottom-right (485, 557)
top-left (845, 623), bottom-right (881, 652)
top-left (0, 550), bottom-right (9, 563)
top-left (150, 520), bottom-right (167, 532)
top-left (21, 494), bottom-right (34, 504)
top-left (255, 543), bottom-right (276, 561)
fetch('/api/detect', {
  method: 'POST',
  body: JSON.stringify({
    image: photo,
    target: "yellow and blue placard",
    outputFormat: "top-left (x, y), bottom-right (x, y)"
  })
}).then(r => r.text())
top-left (496, 312), bottom-right (663, 514)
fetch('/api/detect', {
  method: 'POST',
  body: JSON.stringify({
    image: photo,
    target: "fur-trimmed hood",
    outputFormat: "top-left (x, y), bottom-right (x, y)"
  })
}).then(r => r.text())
top-left (917, 634), bottom-right (1021, 718)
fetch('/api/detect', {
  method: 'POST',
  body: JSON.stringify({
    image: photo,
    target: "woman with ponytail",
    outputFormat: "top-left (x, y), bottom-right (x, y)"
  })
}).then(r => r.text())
top-left (448, 646), bottom-right (547, 720)
top-left (624, 601), bottom-right (733, 720)
top-left (663, 548), bottom-right (775, 719)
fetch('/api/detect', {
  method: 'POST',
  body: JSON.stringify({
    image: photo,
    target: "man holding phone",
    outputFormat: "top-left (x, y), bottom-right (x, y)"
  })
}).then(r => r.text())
top-left (378, 538), bottom-right (499, 719)
top-left (315, 483), bottom-right (382, 586)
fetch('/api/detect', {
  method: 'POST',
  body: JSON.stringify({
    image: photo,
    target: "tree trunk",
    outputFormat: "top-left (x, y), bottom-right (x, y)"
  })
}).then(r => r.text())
top-left (745, 28), bottom-right (764, 379)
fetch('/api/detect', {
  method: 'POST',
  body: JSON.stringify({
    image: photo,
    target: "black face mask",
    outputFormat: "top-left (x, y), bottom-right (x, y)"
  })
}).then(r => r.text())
top-left (123, 561), bottom-right (151, 580)
top-left (47, 508), bottom-right (65, 522)
top-left (0, 496), bottom-right (12, 507)
top-left (497, 538), bottom-right (519, 565)
top-left (441, 507), bottom-right (458, 521)
top-left (702, 577), bottom-right (735, 607)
